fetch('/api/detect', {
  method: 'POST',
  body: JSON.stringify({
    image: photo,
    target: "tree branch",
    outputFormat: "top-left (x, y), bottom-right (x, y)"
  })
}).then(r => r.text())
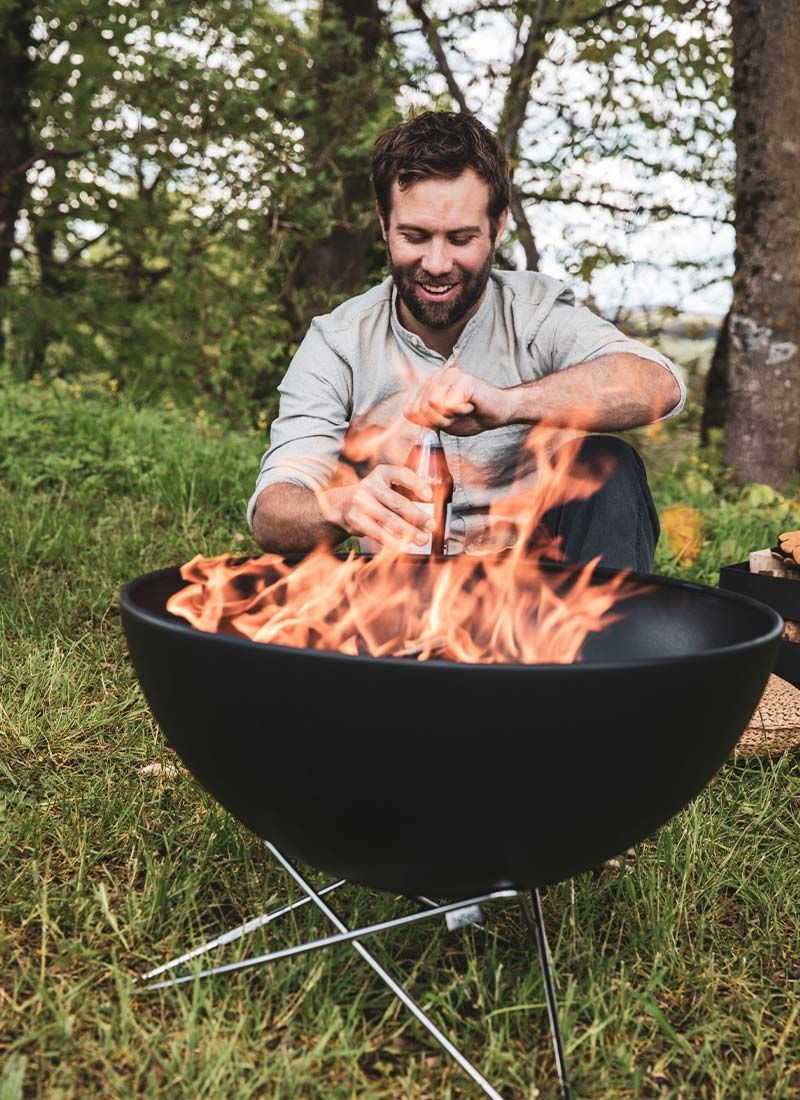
top-left (499, 0), bottom-right (546, 157)
top-left (509, 190), bottom-right (540, 268)
top-left (65, 224), bottom-right (111, 264)
top-left (494, 1), bottom-right (549, 269)
top-left (0, 147), bottom-right (88, 183)
top-left (407, 0), bottom-right (544, 269)
top-left (406, 0), bottom-right (470, 112)
top-left (540, 0), bottom-right (642, 30)
top-left (521, 189), bottom-right (733, 223)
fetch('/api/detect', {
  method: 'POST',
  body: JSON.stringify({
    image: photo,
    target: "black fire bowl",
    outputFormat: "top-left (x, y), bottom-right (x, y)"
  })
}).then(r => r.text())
top-left (120, 560), bottom-right (781, 899)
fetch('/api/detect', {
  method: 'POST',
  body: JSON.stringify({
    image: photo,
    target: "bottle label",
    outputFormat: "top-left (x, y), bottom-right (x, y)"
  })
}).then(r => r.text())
top-left (403, 503), bottom-right (452, 555)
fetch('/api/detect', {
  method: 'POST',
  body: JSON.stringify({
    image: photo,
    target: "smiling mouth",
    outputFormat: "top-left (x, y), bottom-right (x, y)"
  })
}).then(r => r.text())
top-left (417, 282), bottom-right (459, 297)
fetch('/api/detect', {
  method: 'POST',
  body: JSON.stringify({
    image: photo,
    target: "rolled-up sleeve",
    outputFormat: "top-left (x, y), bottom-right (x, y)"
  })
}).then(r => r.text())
top-left (537, 300), bottom-right (686, 421)
top-left (246, 321), bottom-right (352, 529)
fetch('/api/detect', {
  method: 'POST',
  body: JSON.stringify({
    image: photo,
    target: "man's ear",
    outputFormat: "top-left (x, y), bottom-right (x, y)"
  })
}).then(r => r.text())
top-left (494, 207), bottom-right (509, 246)
top-left (377, 204), bottom-right (388, 243)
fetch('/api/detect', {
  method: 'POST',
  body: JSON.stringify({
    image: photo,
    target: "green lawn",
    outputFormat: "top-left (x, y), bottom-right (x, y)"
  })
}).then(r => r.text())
top-left (1, 372), bottom-right (798, 1099)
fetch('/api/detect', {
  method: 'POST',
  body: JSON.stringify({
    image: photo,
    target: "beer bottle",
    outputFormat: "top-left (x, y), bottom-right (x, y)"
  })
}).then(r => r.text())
top-left (399, 427), bottom-right (454, 556)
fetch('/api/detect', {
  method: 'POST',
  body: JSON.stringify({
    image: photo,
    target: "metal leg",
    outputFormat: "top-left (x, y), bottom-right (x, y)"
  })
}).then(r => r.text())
top-left (141, 878), bottom-right (517, 991)
top-left (137, 878), bottom-right (347, 982)
top-left (136, 842), bottom-right (573, 1100)
top-left (266, 841), bottom-right (510, 1100)
top-left (521, 889), bottom-right (571, 1100)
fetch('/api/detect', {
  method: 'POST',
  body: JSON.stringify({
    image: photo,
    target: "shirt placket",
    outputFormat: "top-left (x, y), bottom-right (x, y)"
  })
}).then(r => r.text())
top-left (391, 288), bottom-right (494, 554)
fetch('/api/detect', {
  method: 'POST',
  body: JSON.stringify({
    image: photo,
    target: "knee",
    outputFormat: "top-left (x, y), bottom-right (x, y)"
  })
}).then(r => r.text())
top-left (571, 435), bottom-right (645, 488)
top-left (577, 434), bottom-right (642, 469)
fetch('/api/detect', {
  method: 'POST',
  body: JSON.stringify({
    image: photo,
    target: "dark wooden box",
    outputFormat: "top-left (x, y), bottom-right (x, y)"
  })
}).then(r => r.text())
top-left (718, 561), bottom-right (800, 688)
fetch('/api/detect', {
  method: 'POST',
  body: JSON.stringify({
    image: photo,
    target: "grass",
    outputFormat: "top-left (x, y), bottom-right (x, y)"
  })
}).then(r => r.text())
top-left (1, 370), bottom-right (799, 1099)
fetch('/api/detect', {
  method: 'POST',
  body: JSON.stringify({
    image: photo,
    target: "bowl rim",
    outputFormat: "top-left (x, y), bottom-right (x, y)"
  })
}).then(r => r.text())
top-left (119, 560), bottom-right (784, 674)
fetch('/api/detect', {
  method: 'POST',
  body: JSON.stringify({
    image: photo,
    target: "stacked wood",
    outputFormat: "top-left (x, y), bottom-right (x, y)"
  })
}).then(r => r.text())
top-left (749, 548), bottom-right (784, 576)
top-left (748, 534), bottom-right (800, 639)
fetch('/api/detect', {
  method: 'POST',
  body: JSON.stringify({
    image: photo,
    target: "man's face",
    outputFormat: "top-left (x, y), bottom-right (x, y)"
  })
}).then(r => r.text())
top-left (381, 169), bottom-right (507, 331)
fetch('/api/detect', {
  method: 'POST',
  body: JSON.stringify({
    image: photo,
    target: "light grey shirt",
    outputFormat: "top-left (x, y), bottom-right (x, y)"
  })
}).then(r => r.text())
top-left (247, 270), bottom-right (685, 554)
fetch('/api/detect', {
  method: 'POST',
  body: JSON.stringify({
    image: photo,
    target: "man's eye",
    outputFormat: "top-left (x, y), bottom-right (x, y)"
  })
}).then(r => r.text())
top-left (401, 234), bottom-right (427, 243)
top-left (450, 236), bottom-right (477, 246)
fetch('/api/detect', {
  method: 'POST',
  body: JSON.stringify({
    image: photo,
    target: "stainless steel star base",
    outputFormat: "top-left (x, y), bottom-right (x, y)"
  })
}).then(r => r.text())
top-left (136, 840), bottom-right (570, 1100)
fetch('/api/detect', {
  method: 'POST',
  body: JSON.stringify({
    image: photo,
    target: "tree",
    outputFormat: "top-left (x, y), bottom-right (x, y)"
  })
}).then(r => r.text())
top-left (0, 2), bottom-right (36, 362)
top-left (4, 1), bottom-right (320, 406)
top-left (278, 0), bottom-right (402, 336)
top-left (2, 0), bottom-right (737, 419)
top-left (399, 0), bottom-right (733, 311)
top-left (1, 0), bottom-right (406, 412)
top-left (722, 0), bottom-right (800, 486)
top-left (700, 306), bottom-right (728, 444)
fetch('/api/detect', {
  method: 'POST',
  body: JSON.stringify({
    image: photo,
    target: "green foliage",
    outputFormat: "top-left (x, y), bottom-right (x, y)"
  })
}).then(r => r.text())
top-left (0, 369), bottom-right (261, 526)
top-left (651, 449), bottom-right (800, 583)
top-left (3, 1), bottom-right (736, 415)
top-left (4, 0), bottom-right (402, 414)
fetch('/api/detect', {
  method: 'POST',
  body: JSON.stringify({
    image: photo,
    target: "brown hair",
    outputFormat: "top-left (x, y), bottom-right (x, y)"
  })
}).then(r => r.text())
top-left (371, 111), bottom-right (511, 234)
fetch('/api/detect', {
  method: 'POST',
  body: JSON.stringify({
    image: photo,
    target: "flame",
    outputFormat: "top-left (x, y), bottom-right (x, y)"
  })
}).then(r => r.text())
top-left (166, 422), bottom-right (643, 665)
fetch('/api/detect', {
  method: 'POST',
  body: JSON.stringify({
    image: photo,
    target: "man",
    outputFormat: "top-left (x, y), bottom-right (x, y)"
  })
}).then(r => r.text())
top-left (249, 111), bottom-right (684, 572)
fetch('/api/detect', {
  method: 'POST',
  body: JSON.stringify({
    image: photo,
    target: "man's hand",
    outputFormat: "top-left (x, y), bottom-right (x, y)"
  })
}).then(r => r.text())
top-left (404, 365), bottom-right (512, 436)
top-left (321, 465), bottom-right (436, 548)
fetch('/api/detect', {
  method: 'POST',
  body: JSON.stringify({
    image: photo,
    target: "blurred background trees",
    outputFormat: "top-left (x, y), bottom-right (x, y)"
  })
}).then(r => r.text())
top-left (1, 1), bottom-right (797, 484)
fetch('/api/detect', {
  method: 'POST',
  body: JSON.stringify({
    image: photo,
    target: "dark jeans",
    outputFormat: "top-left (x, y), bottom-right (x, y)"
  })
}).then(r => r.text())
top-left (533, 435), bottom-right (660, 573)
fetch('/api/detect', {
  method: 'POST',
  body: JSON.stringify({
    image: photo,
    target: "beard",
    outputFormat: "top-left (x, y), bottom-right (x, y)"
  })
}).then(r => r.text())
top-left (389, 244), bottom-right (495, 331)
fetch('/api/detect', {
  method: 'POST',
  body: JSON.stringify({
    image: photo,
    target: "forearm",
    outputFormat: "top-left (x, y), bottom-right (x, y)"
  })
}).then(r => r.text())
top-left (505, 354), bottom-right (681, 431)
top-left (251, 482), bottom-right (350, 555)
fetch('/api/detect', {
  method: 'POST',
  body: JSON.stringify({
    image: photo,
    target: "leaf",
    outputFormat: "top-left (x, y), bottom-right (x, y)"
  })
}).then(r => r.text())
top-left (95, 882), bottom-right (130, 950)
top-left (0, 1054), bottom-right (27, 1100)
top-left (661, 504), bottom-right (704, 565)
top-left (683, 471), bottom-right (715, 497)
top-left (744, 483), bottom-right (780, 507)
top-left (630, 991), bottom-right (691, 1052)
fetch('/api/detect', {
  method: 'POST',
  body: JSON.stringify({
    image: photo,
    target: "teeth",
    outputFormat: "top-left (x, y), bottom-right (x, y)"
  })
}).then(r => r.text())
top-left (421, 284), bottom-right (454, 294)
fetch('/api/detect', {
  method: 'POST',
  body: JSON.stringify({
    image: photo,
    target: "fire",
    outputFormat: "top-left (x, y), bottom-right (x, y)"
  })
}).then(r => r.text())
top-left (166, 423), bottom-right (643, 664)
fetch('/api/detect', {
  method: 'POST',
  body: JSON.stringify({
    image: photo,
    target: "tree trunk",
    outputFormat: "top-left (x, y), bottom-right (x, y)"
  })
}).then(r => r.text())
top-left (508, 189), bottom-right (539, 271)
top-left (0, 3), bottom-right (35, 362)
top-left (27, 222), bottom-right (56, 377)
top-left (291, 0), bottom-right (390, 331)
top-left (724, 0), bottom-right (800, 486)
top-left (700, 307), bottom-right (730, 445)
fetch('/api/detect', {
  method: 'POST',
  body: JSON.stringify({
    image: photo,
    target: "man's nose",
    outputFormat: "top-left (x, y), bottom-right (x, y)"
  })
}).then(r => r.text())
top-left (420, 239), bottom-right (453, 278)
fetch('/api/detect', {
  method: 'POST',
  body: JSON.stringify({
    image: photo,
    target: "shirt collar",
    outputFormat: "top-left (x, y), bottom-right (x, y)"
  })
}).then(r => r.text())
top-left (390, 274), bottom-right (497, 361)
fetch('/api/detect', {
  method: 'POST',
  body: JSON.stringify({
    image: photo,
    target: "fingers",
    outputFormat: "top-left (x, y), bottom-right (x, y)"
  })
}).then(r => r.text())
top-left (348, 505), bottom-right (429, 548)
top-left (381, 465), bottom-right (432, 502)
top-left (373, 484), bottom-right (433, 530)
top-left (349, 497), bottom-right (432, 547)
top-left (344, 465), bottom-right (435, 547)
top-left (405, 368), bottom-right (475, 428)
top-left (405, 402), bottom-right (474, 430)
